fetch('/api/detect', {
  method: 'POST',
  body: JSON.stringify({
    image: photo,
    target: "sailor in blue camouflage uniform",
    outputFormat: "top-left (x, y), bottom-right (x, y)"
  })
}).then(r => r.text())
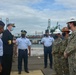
top-left (16, 30), bottom-right (31, 74)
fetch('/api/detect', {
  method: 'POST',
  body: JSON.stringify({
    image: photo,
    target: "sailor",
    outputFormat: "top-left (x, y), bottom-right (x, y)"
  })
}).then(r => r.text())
top-left (64, 18), bottom-right (76, 75)
top-left (16, 30), bottom-right (31, 74)
top-left (41, 29), bottom-right (54, 68)
top-left (1, 23), bottom-right (16, 75)
top-left (0, 21), bottom-right (5, 73)
top-left (52, 29), bottom-right (62, 75)
top-left (59, 27), bottom-right (70, 75)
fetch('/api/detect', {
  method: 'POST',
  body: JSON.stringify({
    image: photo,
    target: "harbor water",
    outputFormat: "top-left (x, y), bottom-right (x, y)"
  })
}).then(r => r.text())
top-left (31, 44), bottom-right (44, 56)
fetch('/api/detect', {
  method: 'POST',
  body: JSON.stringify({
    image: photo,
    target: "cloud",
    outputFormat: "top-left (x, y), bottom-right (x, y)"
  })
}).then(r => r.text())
top-left (0, 0), bottom-right (76, 35)
top-left (1, 0), bottom-right (43, 4)
top-left (55, 0), bottom-right (76, 8)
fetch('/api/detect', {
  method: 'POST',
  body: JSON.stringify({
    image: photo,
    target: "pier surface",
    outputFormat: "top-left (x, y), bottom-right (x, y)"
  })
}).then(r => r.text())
top-left (11, 56), bottom-right (53, 75)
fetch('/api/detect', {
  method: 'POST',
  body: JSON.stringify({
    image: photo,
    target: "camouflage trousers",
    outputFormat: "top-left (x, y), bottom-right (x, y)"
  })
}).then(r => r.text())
top-left (52, 55), bottom-right (62, 75)
top-left (68, 53), bottom-right (76, 75)
top-left (60, 56), bottom-right (69, 75)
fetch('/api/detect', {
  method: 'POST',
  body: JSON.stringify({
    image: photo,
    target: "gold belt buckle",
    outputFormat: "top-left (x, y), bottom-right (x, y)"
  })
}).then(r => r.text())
top-left (8, 40), bottom-right (11, 44)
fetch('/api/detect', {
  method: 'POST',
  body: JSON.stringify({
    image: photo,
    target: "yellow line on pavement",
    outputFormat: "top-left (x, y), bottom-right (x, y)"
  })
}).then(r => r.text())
top-left (11, 70), bottom-right (43, 75)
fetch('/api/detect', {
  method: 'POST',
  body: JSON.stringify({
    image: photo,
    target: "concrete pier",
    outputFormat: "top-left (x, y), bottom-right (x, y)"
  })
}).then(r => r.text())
top-left (11, 56), bottom-right (53, 75)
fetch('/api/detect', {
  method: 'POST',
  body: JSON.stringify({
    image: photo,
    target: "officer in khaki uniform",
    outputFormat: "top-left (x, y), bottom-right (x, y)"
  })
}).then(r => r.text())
top-left (64, 18), bottom-right (76, 75)
top-left (52, 29), bottom-right (62, 75)
top-left (59, 27), bottom-right (70, 75)
top-left (1, 23), bottom-right (16, 75)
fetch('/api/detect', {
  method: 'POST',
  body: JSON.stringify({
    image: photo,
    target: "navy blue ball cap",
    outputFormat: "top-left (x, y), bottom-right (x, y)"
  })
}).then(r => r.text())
top-left (0, 21), bottom-right (5, 26)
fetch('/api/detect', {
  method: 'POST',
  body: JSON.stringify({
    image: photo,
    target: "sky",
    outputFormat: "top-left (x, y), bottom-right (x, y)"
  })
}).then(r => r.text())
top-left (0, 0), bottom-right (76, 35)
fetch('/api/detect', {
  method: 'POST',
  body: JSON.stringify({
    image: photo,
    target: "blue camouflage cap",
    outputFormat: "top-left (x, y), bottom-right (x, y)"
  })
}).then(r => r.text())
top-left (0, 21), bottom-right (5, 26)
